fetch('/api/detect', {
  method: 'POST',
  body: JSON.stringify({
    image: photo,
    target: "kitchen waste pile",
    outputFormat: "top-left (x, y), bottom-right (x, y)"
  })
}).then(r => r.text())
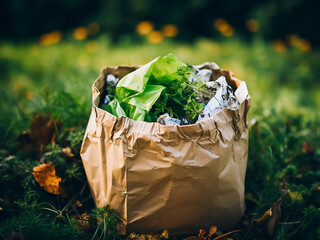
top-left (99, 54), bottom-right (239, 123)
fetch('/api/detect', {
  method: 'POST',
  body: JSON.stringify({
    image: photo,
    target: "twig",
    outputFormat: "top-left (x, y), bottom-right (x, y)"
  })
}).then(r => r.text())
top-left (80, 182), bottom-right (87, 195)
top-left (61, 194), bottom-right (77, 213)
top-left (214, 230), bottom-right (243, 240)
top-left (61, 182), bottom-right (87, 213)
top-left (278, 221), bottom-right (301, 225)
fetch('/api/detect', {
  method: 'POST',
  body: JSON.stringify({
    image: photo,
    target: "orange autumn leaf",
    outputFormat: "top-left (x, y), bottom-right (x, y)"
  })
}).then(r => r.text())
top-left (32, 162), bottom-right (63, 195)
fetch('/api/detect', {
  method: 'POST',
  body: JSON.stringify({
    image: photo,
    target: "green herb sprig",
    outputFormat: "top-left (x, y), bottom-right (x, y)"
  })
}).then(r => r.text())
top-left (152, 64), bottom-right (216, 122)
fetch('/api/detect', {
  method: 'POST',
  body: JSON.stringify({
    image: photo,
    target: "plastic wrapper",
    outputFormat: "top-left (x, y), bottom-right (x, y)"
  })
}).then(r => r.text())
top-left (106, 54), bottom-right (185, 121)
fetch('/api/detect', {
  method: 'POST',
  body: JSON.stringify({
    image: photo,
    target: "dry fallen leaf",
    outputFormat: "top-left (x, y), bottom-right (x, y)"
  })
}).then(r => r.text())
top-left (253, 191), bottom-right (287, 235)
top-left (160, 230), bottom-right (169, 239)
top-left (16, 113), bottom-right (62, 151)
top-left (302, 141), bottom-right (314, 154)
top-left (207, 226), bottom-right (217, 238)
top-left (72, 212), bottom-right (91, 231)
top-left (253, 208), bottom-right (272, 225)
top-left (185, 229), bottom-right (205, 240)
top-left (62, 147), bottom-right (75, 158)
top-left (185, 227), bottom-right (241, 240)
top-left (184, 236), bottom-right (202, 240)
top-left (127, 230), bottom-right (169, 240)
top-left (199, 229), bottom-right (206, 238)
top-left (32, 162), bottom-right (63, 195)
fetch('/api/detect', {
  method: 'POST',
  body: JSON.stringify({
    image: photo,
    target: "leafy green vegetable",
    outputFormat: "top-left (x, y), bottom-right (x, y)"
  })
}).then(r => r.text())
top-left (104, 99), bottom-right (127, 118)
top-left (104, 54), bottom-right (214, 122)
top-left (151, 63), bottom-right (215, 122)
top-left (104, 54), bottom-right (185, 121)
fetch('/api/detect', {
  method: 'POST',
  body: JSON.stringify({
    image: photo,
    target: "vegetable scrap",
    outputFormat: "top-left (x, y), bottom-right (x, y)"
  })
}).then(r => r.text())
top-left (100, 54), bottom-right (240, 125)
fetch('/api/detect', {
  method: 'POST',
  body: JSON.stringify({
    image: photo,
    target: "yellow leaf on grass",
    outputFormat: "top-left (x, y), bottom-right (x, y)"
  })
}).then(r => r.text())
top-left (32, 162), bottom-right (63, 195)
top-left (288, 190), bottom-right (303, 201)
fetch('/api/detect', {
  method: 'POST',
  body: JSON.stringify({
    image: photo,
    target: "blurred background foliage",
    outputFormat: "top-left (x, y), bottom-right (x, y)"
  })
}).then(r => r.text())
top-left (0, 0), bottom-right (319, 140)
top-left (0, 0), bottom-right (319, 46)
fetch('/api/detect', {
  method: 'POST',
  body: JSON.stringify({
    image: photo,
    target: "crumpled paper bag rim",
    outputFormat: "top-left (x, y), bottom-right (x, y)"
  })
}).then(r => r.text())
top-left (91, 63), bottom-right (250, 136)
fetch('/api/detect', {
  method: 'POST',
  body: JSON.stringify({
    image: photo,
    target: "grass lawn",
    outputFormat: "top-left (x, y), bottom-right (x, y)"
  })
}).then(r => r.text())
top-left (0, 36), bottom-right (319, 240)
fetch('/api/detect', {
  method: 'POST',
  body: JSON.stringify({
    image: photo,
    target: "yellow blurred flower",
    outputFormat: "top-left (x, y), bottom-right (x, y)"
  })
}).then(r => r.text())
top-left (147, 31), bottom-right (163, 44)
top-left (286, 34), bottom-right (300, 47)
top-left (221, 26), bottom-right (234, 37)
top-left (214, 19), bottom-right (227, 31)
top-left (73, 27), bottom-right (88, 40)
top-left (272, 40), bottom-right (286, 52)
top-left (25, 91), bottom-right (34, 100)
top-left (39, 31), bottom-right (62, 46)
top-left (136, 21), bottom-right (154, 35)
top-left (86, 40), bottom-right (99, 53)
top-left (285, 35), bottom-right (311, 51)
top-left (162, 24), bottom-right (179, 37)
top-left (300, 39), bottom-right (311, 52)
top-left (88, 22), bottom-right (100, 35)
top-left (245, 19), bottom-right (259, 32)
top-left (214, 19), bottom-right (234, 37)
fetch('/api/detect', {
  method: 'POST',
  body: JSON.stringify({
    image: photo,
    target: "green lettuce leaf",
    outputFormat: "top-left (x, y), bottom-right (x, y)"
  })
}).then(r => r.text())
top-left (107, 53), bottom-right (186, 121)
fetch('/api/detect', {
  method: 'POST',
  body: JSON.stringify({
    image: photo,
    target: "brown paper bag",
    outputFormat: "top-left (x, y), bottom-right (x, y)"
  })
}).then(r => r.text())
top-left (80, 63), bottom-right (250, 235)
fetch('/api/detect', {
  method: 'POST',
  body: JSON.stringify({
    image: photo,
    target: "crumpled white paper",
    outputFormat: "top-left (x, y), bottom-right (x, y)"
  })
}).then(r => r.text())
top-left (189, 68), bottom-right (213, 83)
top-left (197, 76), bottom-right (240, 123)
top-left (157, 113), bottom-right (181, 125)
